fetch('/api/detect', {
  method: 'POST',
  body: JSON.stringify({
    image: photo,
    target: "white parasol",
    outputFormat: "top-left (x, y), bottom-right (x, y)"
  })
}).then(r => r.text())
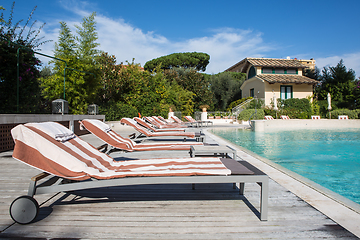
top-left (273, 93), bottom-right (278, 111)
top-left (327, 93), bottom-right (332, 111)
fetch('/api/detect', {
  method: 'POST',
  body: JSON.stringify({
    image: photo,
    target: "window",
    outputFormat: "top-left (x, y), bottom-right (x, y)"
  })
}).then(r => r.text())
top-left (261, 68), bottom-right (298, 75)
top-left (262, 68), bottom-right (272, 74)
top-left (248, 66), bottom-right (256, 78)
top-left (280, 85), bottom-right (292, 100)
top-left (275, 69), bottom-right (284, 74)
top-left (286, 69), bottom-right (297, 74)
top-left (250, 88), bottom-right (254, 97)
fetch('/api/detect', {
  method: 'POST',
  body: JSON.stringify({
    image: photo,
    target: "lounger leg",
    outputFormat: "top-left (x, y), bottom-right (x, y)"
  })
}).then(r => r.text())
top-left (239, 183), bottom-right (245, 195)
top-left (28, 181), bottom-right (36, 197)
top-left (259, 180), bottom-right (269, 221)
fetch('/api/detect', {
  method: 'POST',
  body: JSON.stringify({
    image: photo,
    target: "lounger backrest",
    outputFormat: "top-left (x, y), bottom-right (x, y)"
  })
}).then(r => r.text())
top-left (120, 118), bottom-right (151, 136)
top-left (280, 115), bottom-right (290, 120)
top-left (338, 115), bottom-right (349, 120)
top-left (158, 116), bottom-right (170, 123)
top-left (171, 115), bottom-right (182, 123)
top-left (264, 116), bottom-right (274, 120)
top-left (152, 116), bottom-right (167, 125)
top-left (134, 117), bottom-right (157, 131)
top-left (184, 116), bottom-right (196, 123)
top-left (11, 122), bottom-right (114, 180)
top-left (11, 122), bottom-right (231, 179)
top-left (80, 119), bottom-right (136, 150)
top-left (145, 117), bottom-right (162, 128)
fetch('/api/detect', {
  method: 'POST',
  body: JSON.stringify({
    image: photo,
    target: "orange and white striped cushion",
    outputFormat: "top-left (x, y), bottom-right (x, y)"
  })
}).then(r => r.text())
top-left (81, 119), bottom-right (202, 152)
top-left (11, 123), bottom-right (230, 180)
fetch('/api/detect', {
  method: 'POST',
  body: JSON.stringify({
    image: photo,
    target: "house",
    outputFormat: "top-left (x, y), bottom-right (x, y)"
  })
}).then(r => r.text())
top-left (225, 57), bottom-right (318, 106)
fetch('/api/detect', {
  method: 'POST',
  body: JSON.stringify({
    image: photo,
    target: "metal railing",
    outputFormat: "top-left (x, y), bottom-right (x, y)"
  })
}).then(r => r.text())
top-left (231, 98), bottom-right (254, 118)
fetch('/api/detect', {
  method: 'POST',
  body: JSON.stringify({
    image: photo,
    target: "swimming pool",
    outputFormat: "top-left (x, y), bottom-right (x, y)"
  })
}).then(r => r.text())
top-left (211, 128), bottom-right (360, 204)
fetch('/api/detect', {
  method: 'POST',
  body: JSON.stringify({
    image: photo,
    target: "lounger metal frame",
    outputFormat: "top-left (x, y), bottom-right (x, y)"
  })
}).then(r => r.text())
top-left (11, 161), bottom-right (268, 224)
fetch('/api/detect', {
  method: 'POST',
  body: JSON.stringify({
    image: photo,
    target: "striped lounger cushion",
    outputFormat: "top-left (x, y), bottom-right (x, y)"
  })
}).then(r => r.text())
top-left (11, 122), bottom-right (233, 181)
top-left (81, 119), bottom-right (203, 152)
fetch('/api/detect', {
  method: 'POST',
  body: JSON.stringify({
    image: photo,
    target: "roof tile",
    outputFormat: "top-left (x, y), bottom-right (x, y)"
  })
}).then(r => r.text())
top-left (256, 74), bottom-right (318, 84)
top-left (247, 58), bottom-right (306, 68)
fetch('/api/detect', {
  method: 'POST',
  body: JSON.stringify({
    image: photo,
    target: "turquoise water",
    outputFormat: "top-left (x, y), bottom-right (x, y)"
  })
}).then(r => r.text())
top-left (211, 128), bottom-right (360, 204)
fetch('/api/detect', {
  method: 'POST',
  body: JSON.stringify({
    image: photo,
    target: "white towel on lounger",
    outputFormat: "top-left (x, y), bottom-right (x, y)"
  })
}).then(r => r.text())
top-left (26, 122), bottom-right (75, 142)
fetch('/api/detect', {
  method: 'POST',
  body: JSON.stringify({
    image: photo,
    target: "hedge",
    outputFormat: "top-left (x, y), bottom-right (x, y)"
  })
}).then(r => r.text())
top-left (330, 109), bottom-right (360, 119)
top-left (238, 109), bottom-right (265, 121)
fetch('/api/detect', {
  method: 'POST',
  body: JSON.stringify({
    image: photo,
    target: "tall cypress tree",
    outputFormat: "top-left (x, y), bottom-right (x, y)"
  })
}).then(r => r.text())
top-left (40, 13), bottom-right (101, 114)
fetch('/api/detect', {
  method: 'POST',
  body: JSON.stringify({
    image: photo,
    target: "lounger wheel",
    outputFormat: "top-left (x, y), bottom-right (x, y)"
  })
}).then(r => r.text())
top-left (10, 195), bottom-right (39, 224)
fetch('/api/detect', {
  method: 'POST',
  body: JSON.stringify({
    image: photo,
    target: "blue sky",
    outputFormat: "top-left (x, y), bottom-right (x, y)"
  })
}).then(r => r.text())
top-left (2, 0), bottom-right (360, 76)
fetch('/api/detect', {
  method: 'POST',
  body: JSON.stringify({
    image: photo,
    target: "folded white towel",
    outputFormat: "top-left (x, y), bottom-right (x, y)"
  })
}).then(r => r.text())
top-left (26, 122), bottom-right (75, 142)
top-left (84, 119), bottom-right (111, 132)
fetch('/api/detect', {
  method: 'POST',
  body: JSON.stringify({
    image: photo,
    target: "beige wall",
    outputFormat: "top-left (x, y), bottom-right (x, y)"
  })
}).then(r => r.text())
top-left (264, 83), bottom-right (313, 106)
top-left (240, 77), bottom-right (265, 99)
top-left (242, 80), bottom-right (314, 106)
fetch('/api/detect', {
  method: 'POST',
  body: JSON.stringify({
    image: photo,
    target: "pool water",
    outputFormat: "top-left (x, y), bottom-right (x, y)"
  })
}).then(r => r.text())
top-left (211, 128), bottom-right (360, 204)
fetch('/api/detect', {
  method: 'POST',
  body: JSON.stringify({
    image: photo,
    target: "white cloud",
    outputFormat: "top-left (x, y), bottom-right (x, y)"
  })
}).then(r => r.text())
top-left (173, 28), bottom-right (273, 73)
top-left (35, 8), bottom-right (273, 74)
top-left (316, 53), bottom-right (360, 78)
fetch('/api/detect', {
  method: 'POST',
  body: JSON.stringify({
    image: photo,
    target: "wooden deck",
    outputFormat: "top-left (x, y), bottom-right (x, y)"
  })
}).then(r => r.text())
top-left (0, 128), bottom-right (359, 239)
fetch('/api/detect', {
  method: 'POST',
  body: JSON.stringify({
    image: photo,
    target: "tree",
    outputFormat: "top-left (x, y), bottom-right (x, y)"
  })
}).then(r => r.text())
top-left (315, 59), bottom-right (356, 109)
top-left (144, 52), bottom-right (210, 72)
top-left (40, 14), bottom-right (101, 114)
top-left (208, 72), bottom-right (246, 110)
top-left (0, 2), bottom-right (49, 113)
top-left (96, 60), bottom-right (195, 120)
top-left (164, 67), bottom-right (213, 111)
top-left (0, 6), bottom-right (5, 23)
top-left (75, 12), bottom-right (100, 61)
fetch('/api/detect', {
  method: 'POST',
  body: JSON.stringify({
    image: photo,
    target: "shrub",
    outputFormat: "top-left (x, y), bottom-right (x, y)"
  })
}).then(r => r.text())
top-left (278, 98), bottom-right (311, 119)
top-left (227, 97), bottom-right (252, 111)
top-left (330, 109), bottom-right (359, 119)
top-left (264, 107), bottom-right (277, 119)
top-left (247, 98), bottom-right (264, 109)
top-left (100, 102), bottom-right (138, 121)
top-left (238, 109), bottom-right (265, 121)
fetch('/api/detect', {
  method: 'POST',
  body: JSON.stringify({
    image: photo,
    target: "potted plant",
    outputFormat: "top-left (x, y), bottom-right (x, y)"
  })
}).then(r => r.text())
top-left (199, 104), bottom-right (210, 112)
top-left (215, 112), bottom-right (221, 119)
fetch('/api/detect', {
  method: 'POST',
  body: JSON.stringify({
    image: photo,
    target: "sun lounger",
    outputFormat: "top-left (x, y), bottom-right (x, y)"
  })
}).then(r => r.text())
top-left (9, 122), bottom-right (269, 224)
top-left (120, 118), bottom-right (205, 141)
top-left (158, 116), bottom-right (172, 124)
top-left (184, 116), bottom-right (213, 127)
top-left (338, 115), bottom-right (349, 119)
top-left (280, 115), bottom-right (290, 120)
top-left (134, 117), bottom-right (185, 132)
top-left (171, 115), bottom-right (197, 127)
top-left (80, 119), bottom-right (203, 154)
top-left (264, 116), bottom-right (274, 120)
top-left (144, 116), bottom-right (184, 129)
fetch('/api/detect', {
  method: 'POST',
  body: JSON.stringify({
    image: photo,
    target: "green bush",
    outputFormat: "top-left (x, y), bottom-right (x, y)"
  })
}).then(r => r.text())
top-left (100, 102), bottom-right (138, 121)
top-left (264, 107), bottom-right (277, 119)
top-left (238, 109), bottom-right (265, 121)
top-left (330, 109), bottom-right (359, 119)
top-left (278, 98), bottom-right (311, 119)
top-left (227, 97), bottom-right (252, 111)
top-left (247, 98), bottom-right (264, 109)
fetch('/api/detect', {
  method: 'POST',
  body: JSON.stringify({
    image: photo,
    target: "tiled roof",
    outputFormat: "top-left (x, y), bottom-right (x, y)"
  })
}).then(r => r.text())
top-left (256, 74), bottom-right (318, 84)
top-left (247, 58), bottom-right (306, 68)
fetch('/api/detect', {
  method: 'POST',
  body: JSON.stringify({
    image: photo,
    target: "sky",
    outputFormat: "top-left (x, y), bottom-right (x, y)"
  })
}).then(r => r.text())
top-left (2, 0), bottom-right (360, 76)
